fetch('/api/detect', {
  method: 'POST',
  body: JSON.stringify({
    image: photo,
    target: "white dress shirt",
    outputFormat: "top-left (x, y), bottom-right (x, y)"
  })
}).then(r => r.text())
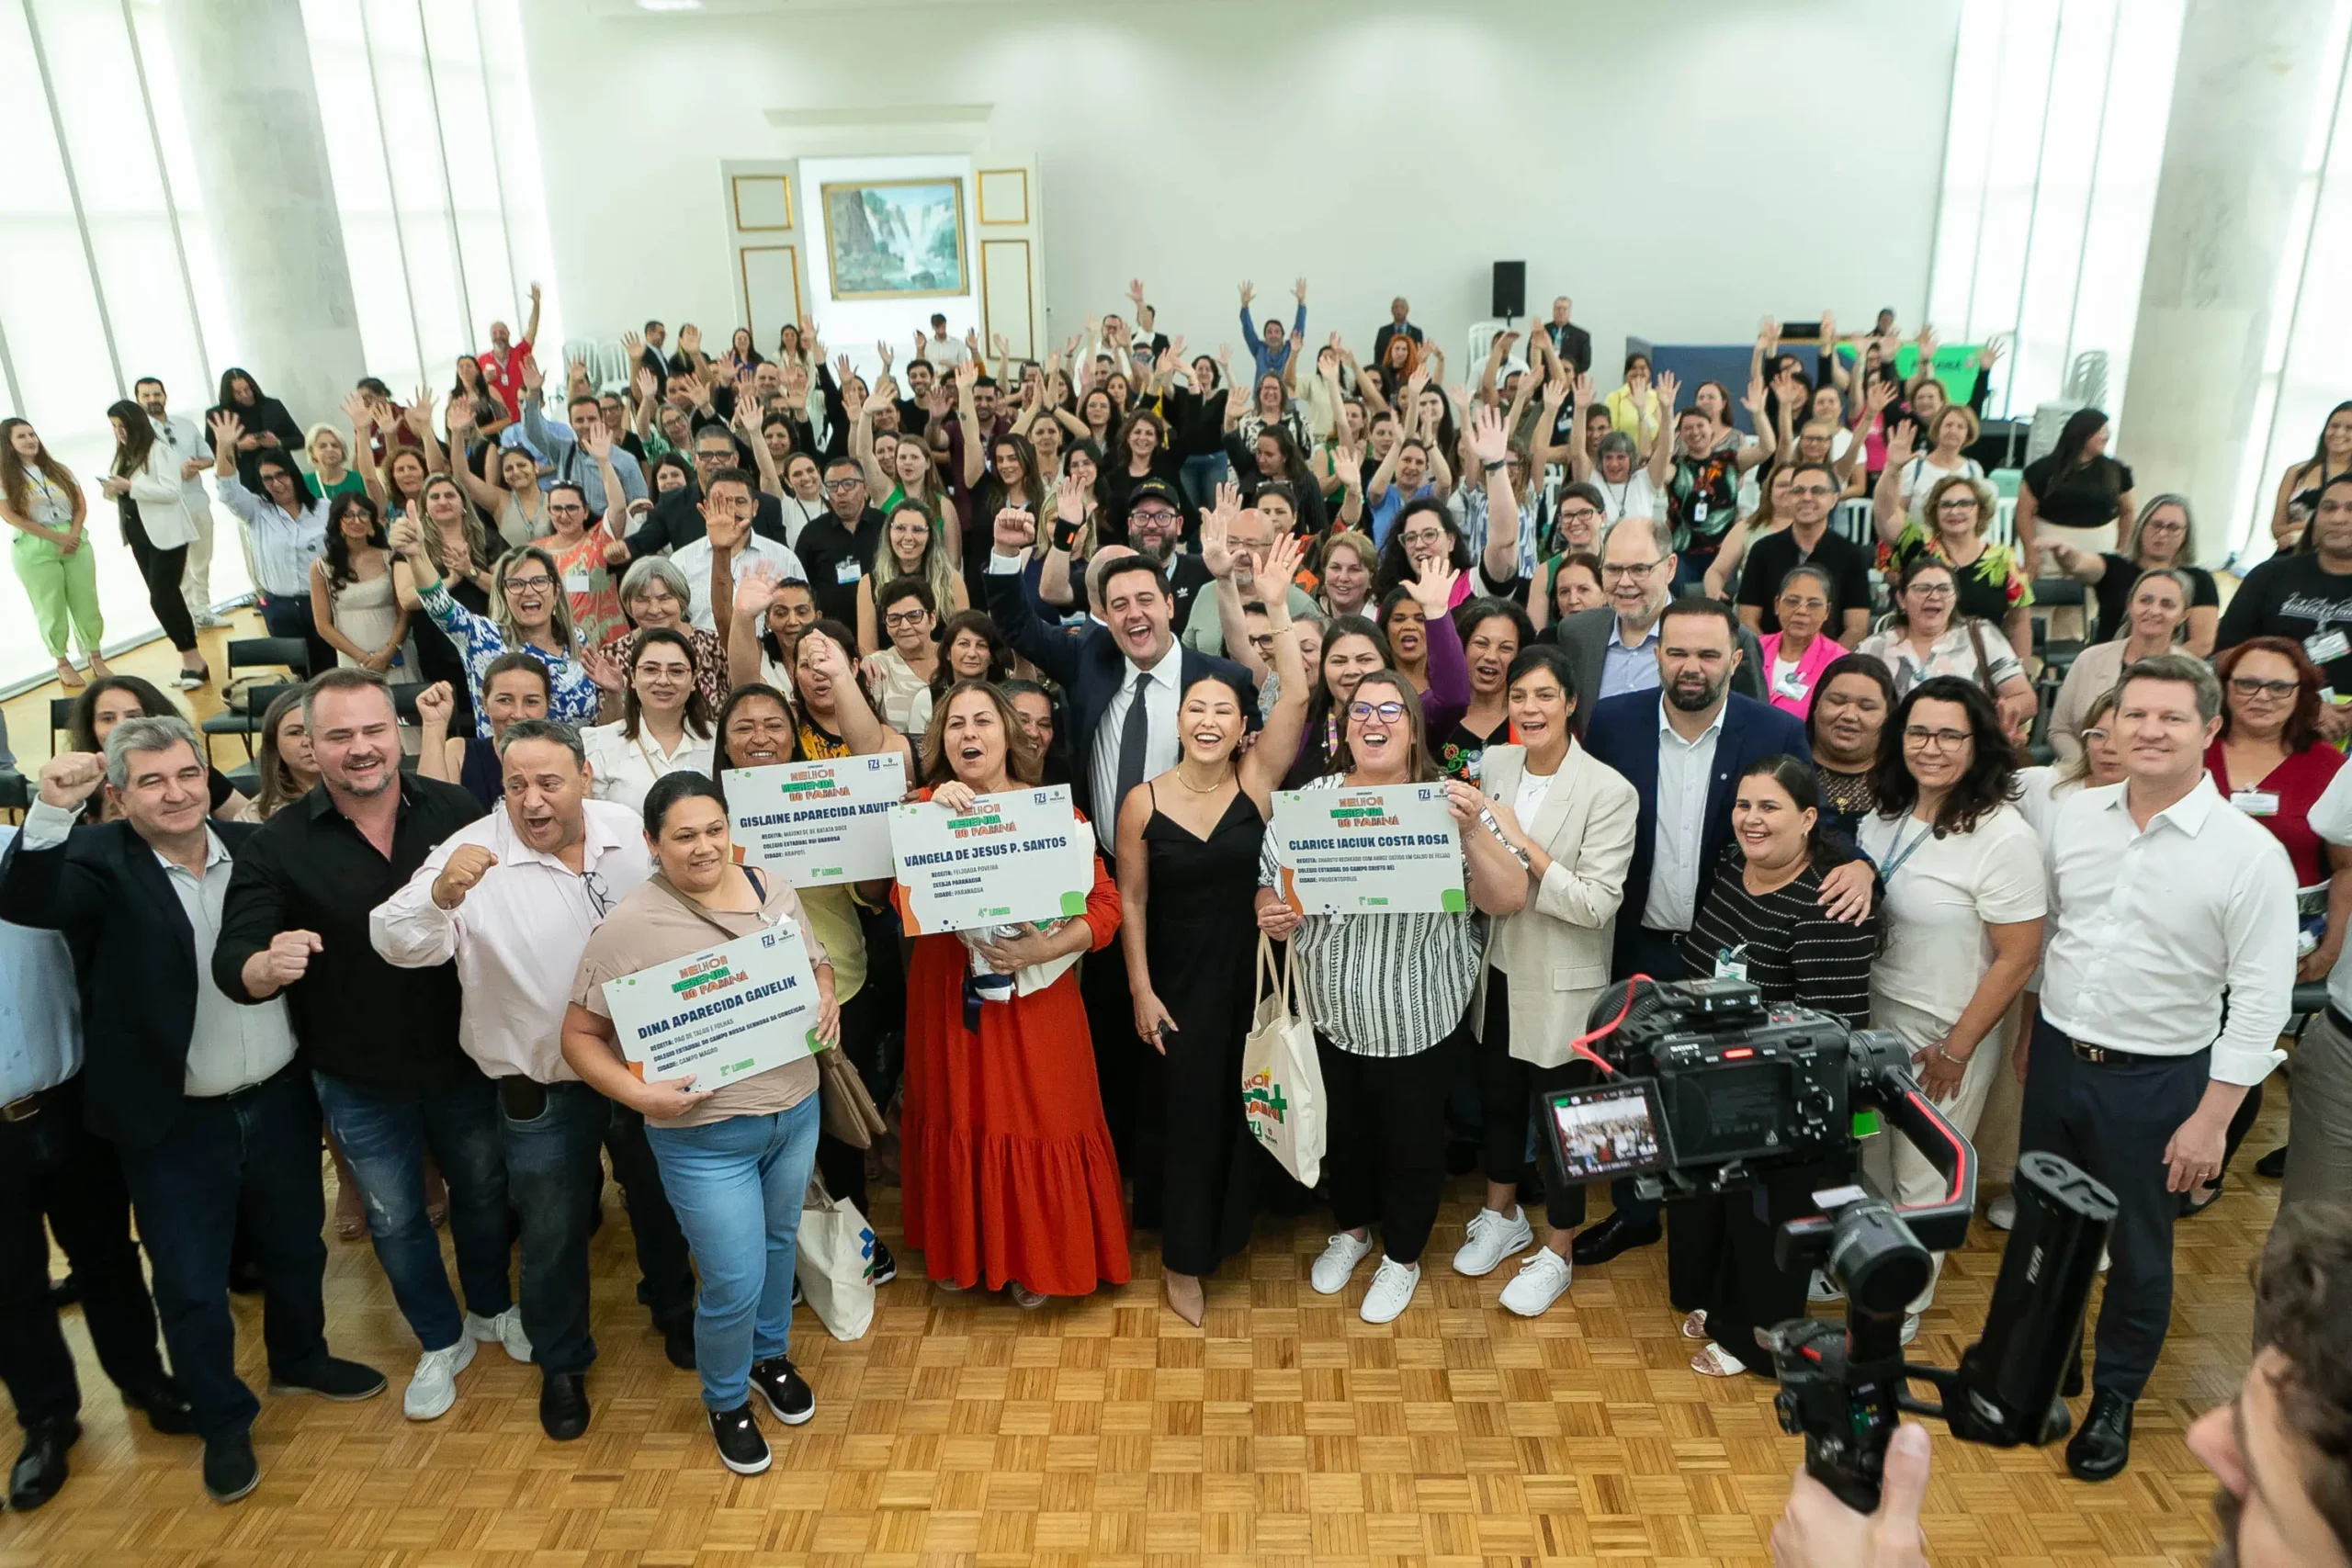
top-left (1640, 698), bottom-right (1726, 934)
top-left (369, 799), bottom-right (652, 1082)
top-left (672, 535), bottom-right (806, 632)
top-left (22, 803), bottom-right (296, 1097)
top-left (582, 719), bottom-right (717, 816)
top-left (152, 412), bottom-right (213, 523)
top-left (2040, 776), bottom-right (2296, 1085)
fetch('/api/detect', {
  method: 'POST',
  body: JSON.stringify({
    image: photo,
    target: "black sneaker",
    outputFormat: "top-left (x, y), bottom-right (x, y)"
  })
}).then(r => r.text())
top-left (121, 1375), bottom-right (197, 1436)
top-left (266, 1357), bottom-right (388, 1403)
top-left (749, 1356), bottom-right (815, 1426)
top-left (656, 1313), bottom-right (696, 1372)
top-left (707, 1403), bottom-right (771, 1474)
top-left (869, 1238), bottom-right (897, 1286)
top-left (202, 1433), bottom-right (259, 1504)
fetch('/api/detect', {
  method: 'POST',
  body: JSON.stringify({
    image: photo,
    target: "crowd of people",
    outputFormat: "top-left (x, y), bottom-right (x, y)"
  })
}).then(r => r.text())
top-left (1, 283), bottom-right (2349, 1565)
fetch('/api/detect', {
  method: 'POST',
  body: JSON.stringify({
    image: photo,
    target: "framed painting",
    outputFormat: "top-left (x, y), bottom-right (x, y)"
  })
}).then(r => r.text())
top-left (820, 178), bottom-right (968, 299)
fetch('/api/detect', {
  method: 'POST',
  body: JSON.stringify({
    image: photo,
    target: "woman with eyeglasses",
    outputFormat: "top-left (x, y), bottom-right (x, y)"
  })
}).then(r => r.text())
top-left (1254, 673), bottom-right (1528, 1325)
top-left (1873, 428), bottom-right (2034, 664)
top-left (1855, 558), bottom-right (2038, 741)
top-left (390, 515), bottom-right (605, 735)
top-left (2038, 494), bottom-right (2217, 656)
top-left (1755, 565), bottom-right (1845, 720)
top-left (2048, 569), bottom-right (2190, 761)
top-left (600, 556), bottom-right (729, 716)
top-left (861, 579), bottom-right (941, 737)
top-left (308, 491), bottom-right (415, 677)
top-left (1849, 679), bottom-right (2043, 1338)
top-left (528, 431), bottom-right (630, 651)
top-left (582, 628), bottom-right (716, 815)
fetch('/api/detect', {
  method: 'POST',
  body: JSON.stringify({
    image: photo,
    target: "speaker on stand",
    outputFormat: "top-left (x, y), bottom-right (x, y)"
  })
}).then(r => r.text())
top-left (1491, 260), bottom-right (1525, 324)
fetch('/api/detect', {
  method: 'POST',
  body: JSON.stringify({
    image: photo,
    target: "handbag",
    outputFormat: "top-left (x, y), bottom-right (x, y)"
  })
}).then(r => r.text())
top-left (1962, 617), bottom-right (2002, 698)
top-left (793, 1171), bottom-right (877, 1341)
top-left (816, 1043), bottom-right (886, 1150)
top-left (1239, 934), bottom-right (1327, 1187)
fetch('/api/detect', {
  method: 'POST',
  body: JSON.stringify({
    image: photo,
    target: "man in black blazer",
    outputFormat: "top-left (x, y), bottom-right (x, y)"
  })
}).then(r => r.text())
top-left (1373, 298), bottom-right (1424, 367)
top-left (0, 718), bottom-right (384, 1506)
top-left (1551, 517), bottom-right (1769, 723)
top-left (980, 504), bottom-right (1256, 1215)
top-left (1539, 297), bottom-right (1592, 378)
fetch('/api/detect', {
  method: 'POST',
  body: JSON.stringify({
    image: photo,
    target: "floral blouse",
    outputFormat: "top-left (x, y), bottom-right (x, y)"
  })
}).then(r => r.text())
top-left (420, 580), bottom-right (602, 738)
top-left (1887, 517), bottom-right (2034, 627)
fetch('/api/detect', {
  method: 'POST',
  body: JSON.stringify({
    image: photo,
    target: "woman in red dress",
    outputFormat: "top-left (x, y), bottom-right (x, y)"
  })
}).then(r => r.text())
top-left (896, 679), bottom-right (1130, 1306)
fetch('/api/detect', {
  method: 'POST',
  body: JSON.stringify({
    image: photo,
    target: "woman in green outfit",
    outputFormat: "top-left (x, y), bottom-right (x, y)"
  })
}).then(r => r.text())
top-left (0, 418), bottom-right (108, 688)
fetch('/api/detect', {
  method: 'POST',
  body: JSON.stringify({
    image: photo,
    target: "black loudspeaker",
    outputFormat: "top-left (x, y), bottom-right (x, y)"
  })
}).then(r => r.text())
top-left (1492, 260), bottom-right (1525, 320)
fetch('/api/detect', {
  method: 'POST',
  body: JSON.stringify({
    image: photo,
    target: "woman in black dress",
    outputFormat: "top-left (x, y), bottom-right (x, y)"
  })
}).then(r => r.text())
top-left (1436, 597), bottom-right (1533, 779)
top-left (1114, 529), bottom-right (1311, 1325)
top-left (1671, 755), bottom-right (1879, 1379)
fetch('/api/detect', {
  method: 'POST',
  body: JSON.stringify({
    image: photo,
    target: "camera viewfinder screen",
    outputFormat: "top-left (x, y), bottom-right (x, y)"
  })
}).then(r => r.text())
top-left (1545, 1081), bottom-right (1667, 1181)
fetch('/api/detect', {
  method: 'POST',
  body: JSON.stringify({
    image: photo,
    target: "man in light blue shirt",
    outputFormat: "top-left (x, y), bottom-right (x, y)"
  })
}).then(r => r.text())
top-left (0, 824), bottom-right (193, 1512)
top-left (521, 387), bottom-right (646, 515)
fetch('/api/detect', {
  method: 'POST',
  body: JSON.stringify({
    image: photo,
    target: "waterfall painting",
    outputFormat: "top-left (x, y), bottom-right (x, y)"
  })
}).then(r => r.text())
top-left (820, 179), bottom-right (968, 299)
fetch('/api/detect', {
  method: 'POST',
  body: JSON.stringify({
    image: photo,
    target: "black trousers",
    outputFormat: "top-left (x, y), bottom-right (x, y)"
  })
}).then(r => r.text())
top-left (2018, 1016), bottom-right (2210, 1400)
top-left (1475, 971), bottom-right (1589, 1233)
top-left (1318, 1030), bottom-right (1460, 1267)
top-left (1666, 1156), bottom-right (1844, 1371)
top-left (124, 505), bottom-right (196, 654)
top-left (0, 1077), bottom-right (170, 1430)
top-left (1601, 926), bottom-right (1688, 1229)
top-left (1078, 876), bottom-right (1160, 1220)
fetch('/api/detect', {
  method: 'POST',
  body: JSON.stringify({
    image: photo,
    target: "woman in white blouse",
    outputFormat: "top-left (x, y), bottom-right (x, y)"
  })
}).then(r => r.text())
top-left (99, 399), bottom-right (208, 689)
top-left (1855, 557), bottom-right (2037, 739)
top-left (1851, 677), bottom-right (2044, 1339)
top-left (2045, 568), bottom-right (2188, 761)
top-left (582, 626), bottom-right (716, 814)
top-left (859, 577), bottom-right (940, 737)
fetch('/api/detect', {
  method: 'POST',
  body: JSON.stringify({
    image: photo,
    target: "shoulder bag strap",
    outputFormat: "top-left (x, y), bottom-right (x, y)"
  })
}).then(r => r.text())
top-left (1962, 618), bottom-right (2000, 697)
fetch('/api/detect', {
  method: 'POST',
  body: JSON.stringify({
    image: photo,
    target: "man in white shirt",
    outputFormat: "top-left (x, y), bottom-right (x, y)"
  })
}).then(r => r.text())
top-left (135, 376), bottom-right (226, 628)
top-left (921, 313), bottom-right (971, 370)
top-left (672, 469), bottom-right (806, 632)
top-left (2028, 653), bottom-right (2296, 1483)
top-left (371, 719), bottom-right (691, 1442)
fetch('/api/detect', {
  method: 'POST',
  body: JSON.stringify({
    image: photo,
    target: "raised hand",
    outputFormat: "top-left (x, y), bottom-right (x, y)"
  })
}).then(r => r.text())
top-left (1127, 277), bottom-right (1147, 310)
top-left (800, 627), bottom-right (856, 692)
top-left (446, 397), bottom-right (476, 434)
top-left (953, 359), bottom-right (979, 392)
top-left (36, 751), bottom-right (106, 811)
top-left (732, 566), bottom-right (779, 626)
top-left (432, 844), bottom-right (499, 910)
top-left (834, 352), bottom-right (853, 386)
top-left (520, 354), bottom-right (544, 396)
top-left (1054, 471), bottom-right (1086, 526)
top-left (579, 644), bottom-right (625, 694)
top-left (1742, 378), bottom-right (1768, 416)
top-left (990, 332), bottom-right (1010, 359)
top-left (407, 387), bottom-right (438, 433)
top-left (964, 327), bottom-right (979, 352)
top-left (1261, 531), bottom-right (1306, 601)
top-left (1978, 339), bottom-right (2006, 370)
top-left (1238, 280), bottom-right (1254, 307)
top-left (414, 681), bottom-right (454, 729)
top-left (1865, 378), bottom-right (1897, 415)
top-left (622, 329), bottom-right (644, 362)
top-left (1292, 276), bottom-right (1307, 303)
top-left (1885, 417), bottom-right (1918, 466)
top-left (678, 324), bottom-right (701, 355)
top-left (209, 409), bottom-right (246, 452)
top-left (581, 423), bottom-right (613, 461)
top-left (1467, 404), bottom-right (1510, 467)
top-left (1542, 368), bottom-right (1570, 408)
top-left (1199, 490), bottom-right (1239, 581)
top-left (387, 516), bottom-right (425, 558)
top-left (992, 506), bottom-right (1036, 557)
top-left (1654, 370), bottom-right (1681, 413)
top-left (637, 367), bottom-right (659, 405)
top-left (1571, 371), bottom-right (1595, 406)
top-left (1408, 552), bottom-right (1462, 616)
top-left (875, 339), bottom-right (895, 370)
top-left (1331, 444), bottom-right (1363, 484)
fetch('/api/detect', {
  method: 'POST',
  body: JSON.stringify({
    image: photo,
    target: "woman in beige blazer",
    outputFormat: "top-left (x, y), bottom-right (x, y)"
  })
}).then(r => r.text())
top-left (1451, 643), bottom-right (1639, 1317)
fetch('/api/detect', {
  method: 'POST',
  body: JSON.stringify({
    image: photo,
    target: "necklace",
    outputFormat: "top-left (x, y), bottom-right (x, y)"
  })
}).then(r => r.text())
top-left (1171, 763), bottom-right (1230, 795)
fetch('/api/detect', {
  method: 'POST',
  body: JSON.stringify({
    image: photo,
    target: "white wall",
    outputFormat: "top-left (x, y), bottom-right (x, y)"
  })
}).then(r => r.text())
top-left (796, 153), bottom-right (980, 359)
top-left (520, 0), bottom-right (1960, 384)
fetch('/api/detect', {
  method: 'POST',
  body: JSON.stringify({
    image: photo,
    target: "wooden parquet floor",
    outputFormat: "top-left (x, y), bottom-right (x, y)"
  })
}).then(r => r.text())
top-left (0, 623), bottom-right (2262, 1567)
top-left (2, 1099), bottom-right (2278, 1568)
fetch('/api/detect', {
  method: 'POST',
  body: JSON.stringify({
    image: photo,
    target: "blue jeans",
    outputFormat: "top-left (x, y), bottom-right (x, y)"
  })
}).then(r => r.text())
top-left (118, 1066), bottom-right (333, 1442)
top-left (646, 1096), bottom-right (820, 1411)
top-left (315, 1070), bottom-right (512, 1352)
top-left (502, 1080), bottom-right (696, 1374)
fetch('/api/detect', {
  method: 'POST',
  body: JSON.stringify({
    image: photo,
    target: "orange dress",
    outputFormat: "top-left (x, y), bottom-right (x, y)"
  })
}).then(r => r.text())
top-left (895, 795), bottom-right (1132, 1295)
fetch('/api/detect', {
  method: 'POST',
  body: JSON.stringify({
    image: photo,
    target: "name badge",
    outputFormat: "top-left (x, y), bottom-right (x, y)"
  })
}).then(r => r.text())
top-left (2305, 628), bottom-right (2349, 664)
top-left (1713, 949), bottom-right (1748, 982)
top-left (834, 559), bottom-right (862, 585)
top-left (1773, 668), bottom-right (1811, 701)
top-left (563, 570), bottom-right (591, 592)
top-left (2232, 789), bottom-right (2281, 817)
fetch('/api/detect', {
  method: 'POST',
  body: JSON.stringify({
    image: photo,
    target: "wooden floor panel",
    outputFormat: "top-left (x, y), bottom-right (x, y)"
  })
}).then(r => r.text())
top-left (0, 626), bottom-right (2258, 1567)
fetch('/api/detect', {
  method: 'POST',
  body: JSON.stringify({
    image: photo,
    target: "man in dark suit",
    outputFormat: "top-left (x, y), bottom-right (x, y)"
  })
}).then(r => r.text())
top-left (1539, 296), bottom-right (1592, 378)
top-left (0, 718), bottom-right (384, 1506)
top-left (1566, 598), bottom-right (1871, 1267)
top-left (620, 425), bottom-right (790, 559)
top-left (1552, 516), bottom-right (1767, 722)
top-left (980, 504), bottom-right (1257, 1216)
top-left (1373, 298), bottom-right (1423, 367)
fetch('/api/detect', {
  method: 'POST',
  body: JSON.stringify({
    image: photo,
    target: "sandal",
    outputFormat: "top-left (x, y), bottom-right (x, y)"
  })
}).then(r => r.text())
top-left (54, 659), bottom-right (85, 690)
top-left (1690, 1343), bottom-right (1747, 1378)
top-left (1679, 1310), bottom-right (1709, 1341)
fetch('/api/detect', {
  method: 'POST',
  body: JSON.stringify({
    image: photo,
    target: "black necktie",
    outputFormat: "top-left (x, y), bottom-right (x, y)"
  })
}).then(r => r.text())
top-left (1113, 671), bottom-right (1152, 824)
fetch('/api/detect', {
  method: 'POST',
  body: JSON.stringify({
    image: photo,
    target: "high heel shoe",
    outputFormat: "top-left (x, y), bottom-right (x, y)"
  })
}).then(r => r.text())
top-left (1163, 1271), bottom-right (1204, 1327)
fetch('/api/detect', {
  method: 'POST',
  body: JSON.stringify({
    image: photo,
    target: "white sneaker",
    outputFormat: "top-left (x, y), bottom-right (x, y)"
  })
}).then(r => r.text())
top-left (403, 1337), bottom-right (477, 1420)
top-left (1359, 1258), bottom-right (1421, 1324)
top-left (467, 1306), bottom-right (532, 1364)
top-left (1452, 1206), bottom-right (1532, 1278)
top-left (1807, 1269), bottom-right (1844, 1304)
top-left (193, 611), bottom-right (233, 629)
top-left (1987, 1191), bottom-right (2017, 1231)
top-left (1498, 1248), bottom-right (1574, 1316)
top-left (1309, 1232), bottom-right (1376, 1295)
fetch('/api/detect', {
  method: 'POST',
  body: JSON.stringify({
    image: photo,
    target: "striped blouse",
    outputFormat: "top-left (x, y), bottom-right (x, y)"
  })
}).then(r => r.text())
top-left (1678, 856), bottom-right (1878, 1028)
top-left (1256, 773), bottom-right (1486, 1057)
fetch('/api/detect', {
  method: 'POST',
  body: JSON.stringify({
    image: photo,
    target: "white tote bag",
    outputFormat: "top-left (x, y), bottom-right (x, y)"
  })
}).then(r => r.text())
top-left (794, 1173), bottom-right (878, 1341)
top-left (1240, 934), bottom-right (1326, 1188)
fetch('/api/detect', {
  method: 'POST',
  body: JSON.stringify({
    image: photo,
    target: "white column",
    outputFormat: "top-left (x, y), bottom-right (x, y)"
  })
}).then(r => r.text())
top-left (2119, 0), bottom-right (2335, 535)
top-left (163, 0), bottom-right (364, 429)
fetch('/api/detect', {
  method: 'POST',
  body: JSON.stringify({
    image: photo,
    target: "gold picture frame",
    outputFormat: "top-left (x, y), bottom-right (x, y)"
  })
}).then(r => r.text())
top-left (819, 178), bottom-right (968, 300)
top-left (730, 174), bottom-right (793, 232)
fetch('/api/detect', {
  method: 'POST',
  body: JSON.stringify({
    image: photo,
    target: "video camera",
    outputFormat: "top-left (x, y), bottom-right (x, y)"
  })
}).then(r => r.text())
top-left (1546, 977), bottom-right (2119, 1512)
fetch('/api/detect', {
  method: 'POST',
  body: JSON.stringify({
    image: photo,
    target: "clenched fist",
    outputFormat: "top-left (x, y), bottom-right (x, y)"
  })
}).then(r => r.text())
top-left (432, 845), bottom-right (499, 910)
top-left (243, 931), bottom-right (322, 997)
top-left (37, 751), bottom-right (106, 811)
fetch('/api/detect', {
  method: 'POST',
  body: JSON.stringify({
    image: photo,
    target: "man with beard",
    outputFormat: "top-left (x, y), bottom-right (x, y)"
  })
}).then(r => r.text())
top-left (1770, 1201), bottom-right (2352, 1568)
top-left (1554, 516), bottom-right (1767, 720)
top-left (1116, 479), bottom-right (1213, 627)
top-left (1571, 595), bottom-right (1867, 1269)
top-left (215, 671), bottom-right (524, 1428)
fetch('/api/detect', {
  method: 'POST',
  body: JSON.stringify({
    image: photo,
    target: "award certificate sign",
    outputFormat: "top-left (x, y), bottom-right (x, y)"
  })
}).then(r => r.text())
top-left (1270, 784), bottom-right (1465, 915)
top-left (727, 753), bottom-right (906, 886)
top-left (889, 784), bottom-right (1092, 933)
top-left (602, 923), bottom-right (823, 1089)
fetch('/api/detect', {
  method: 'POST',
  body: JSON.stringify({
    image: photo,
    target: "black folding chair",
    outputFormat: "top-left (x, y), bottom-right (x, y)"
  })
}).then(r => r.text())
top-left (199, 638), bottom-right (311, 762)
top-left (49, 697), bottom-right (74, 757)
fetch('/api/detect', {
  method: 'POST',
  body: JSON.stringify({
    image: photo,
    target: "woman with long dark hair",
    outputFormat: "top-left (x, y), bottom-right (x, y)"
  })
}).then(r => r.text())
top-left (1673, 756), bottom-right (1878, 1376)
top-left (2271, 400), bottom-right (2352, 554)
top-left (1436, 597), bottom-right (1534, 778)
top-left (1805, 653), bottom-right (1896, 840)
top-left (908, 610), bottom-right (1010, 737)
top-left (1853, 678), bottom-right (2042, 1333)
top-left (100, 398), bottom-right (208, 688)
top-left (208, 412), bottom-right (334, 676)
top-left (2016, 405), bottom-right (2135, 561)
top-left (307, 491), bottom-right (413, 675)
top-left (65, 674), bottom-right (247, 821)
top-left (1283, 615), bottom-right (1392, 789)
top-left (2, 417), bottom-right (106, 687)
top-left (1372, 497), bottom-right (1476, 610)
top-left (207, 367), bottom-right (306, 490)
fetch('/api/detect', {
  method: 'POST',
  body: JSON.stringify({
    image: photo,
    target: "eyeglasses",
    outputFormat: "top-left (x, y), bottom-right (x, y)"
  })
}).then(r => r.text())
top-left (694, 449), bottom-right (732, 464)
top-left (504, 574), bottom-right (556, 592)
top-left (1601, 559), bottom-right (1663, 579)
top-left (1129, 507), bottom-right (1179, 525)
top-left (548, 502), bottom-right (586, 515)
top-left (1557, 505), bottom-right (1600, 524)
top-left (1903, 727), bottom-right (1973, 750)
top-left (1906, 583), bottom-right (1955, 599)
top-left (582, 869), bottom-right (616, 919)
top-left (2230, 676), bottom-right (2300, 699)
top-left (825, 477), bottom-right (863, 491)
top-left (883, 609), bottom-right (930, 628)
top-left (1348, 700), bottom-right (1407, 723)
top-left (1788, 484), bottom-right (1836, 497)
top-left (1399, 529), bottom-right (1447, 547)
